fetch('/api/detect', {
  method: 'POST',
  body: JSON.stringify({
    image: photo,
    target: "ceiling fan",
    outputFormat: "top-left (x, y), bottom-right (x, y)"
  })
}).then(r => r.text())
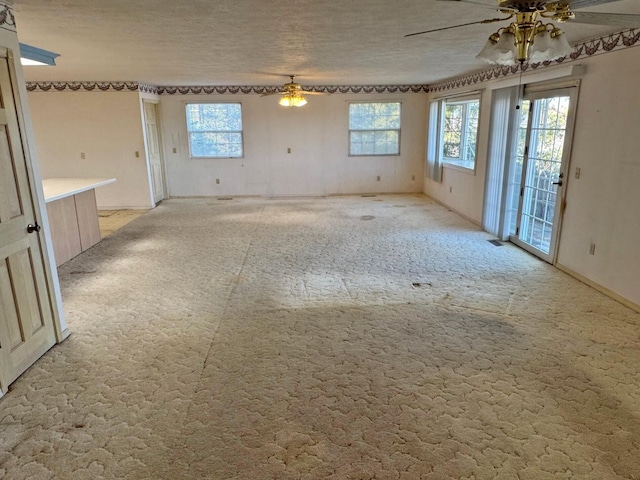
top-left (261, 76), bottom-right (325, 107)
top-left (406, 0), bottom-right (640, 65)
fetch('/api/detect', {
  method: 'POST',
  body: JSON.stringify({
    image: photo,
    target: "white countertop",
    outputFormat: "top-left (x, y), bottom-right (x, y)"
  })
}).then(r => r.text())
top-left (43, 178), bottom-right (116, 203)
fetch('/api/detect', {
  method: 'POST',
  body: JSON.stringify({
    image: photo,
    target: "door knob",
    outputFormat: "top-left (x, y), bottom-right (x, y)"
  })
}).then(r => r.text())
top-left (553, 172), bottom-right (564, 186)
top-left (27, 222), bottom-right (41, 233)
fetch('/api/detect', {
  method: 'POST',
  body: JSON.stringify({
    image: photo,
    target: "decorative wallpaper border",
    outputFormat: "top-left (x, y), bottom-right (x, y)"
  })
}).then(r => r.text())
top-left (156, 84), bottom-right (428, 95)
top-left (24, 82), bottom-right (160, 94)
top-left (428, 28), bottom-right (640, 93)
top-left (24, 28), bottom-right (640, 95)
top-left (26, 81), bottom-right (142, 93)
top-left (0, 3), bottom-right (16, 33)
top-left (138, 83), bottom-right (160, 95)
top-left (0, 2), bottom-right (16, 32)
top-left (25, 81), bottom-right (428, 95)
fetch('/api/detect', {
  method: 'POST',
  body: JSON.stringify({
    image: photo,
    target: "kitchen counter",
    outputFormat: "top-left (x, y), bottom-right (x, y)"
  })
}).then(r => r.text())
top-left (43, 177), bottom-right (116, 203)
top-left (43, 178), bottom-right (116, 266)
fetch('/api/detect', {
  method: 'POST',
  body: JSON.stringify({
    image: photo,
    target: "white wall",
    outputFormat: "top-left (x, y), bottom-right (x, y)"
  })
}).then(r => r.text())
top-left (423, 47), bottom-right (640, 308)
top-left (556, 47), bottom-right (640, 307)
top-left (160, 92), bottom-right (427, 197)
top-left (28, 91), bottom-right (154, 209)
top-left (423, 90), bottom-right (492, 225)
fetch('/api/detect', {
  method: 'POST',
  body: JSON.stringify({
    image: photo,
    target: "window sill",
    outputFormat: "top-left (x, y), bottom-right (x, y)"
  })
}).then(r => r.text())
top-left (442, 162), bottom-right (476, 175)
top-left (190, 156), bottom-right (244, 160)
top-left (348, 153), bottom-right (400, 157)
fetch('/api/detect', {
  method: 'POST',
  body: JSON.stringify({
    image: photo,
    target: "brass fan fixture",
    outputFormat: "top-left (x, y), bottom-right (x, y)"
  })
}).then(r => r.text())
top-left (406, 0), bottom-right (640, 65)
top-left (261, 76), bottom-right (325, 107)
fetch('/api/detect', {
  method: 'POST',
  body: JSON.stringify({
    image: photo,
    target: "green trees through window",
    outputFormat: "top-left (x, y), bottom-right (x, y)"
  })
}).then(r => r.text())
top-left (442, 99), bottom-right (479, 169)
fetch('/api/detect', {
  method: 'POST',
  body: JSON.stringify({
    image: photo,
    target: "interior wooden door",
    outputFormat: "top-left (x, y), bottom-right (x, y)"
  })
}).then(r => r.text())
top-left (0, 52), bottom-right (56, 392)
top-left (143, 101), bottom-right (165, 204)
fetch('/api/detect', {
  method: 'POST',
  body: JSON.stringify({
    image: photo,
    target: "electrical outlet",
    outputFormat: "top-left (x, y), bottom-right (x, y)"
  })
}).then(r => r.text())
top-left (216, 178), bottom-right (220, 185)
top-left (449, 186), bottom-right (453, 193)
top-left (80, 152), bottom-right (85, 159)
top-left (575, 167), bottom-right (581, 179)
top-left (135, 151), bottom-right (140, 158)
top-left (411, 175), bottom-right (415, 181)
top-left (377, 176), bottom-right (381, 182)
top-left (589, 243), bottom-right (596, 255)
top-left (172, 147), bottom-right (177, 154)
top-left (287, 147), bottom-right (292, 154)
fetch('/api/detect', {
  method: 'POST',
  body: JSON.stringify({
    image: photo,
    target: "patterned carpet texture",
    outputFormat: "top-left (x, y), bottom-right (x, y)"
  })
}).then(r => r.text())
top-left (0, 195), bottom-right (638, 479)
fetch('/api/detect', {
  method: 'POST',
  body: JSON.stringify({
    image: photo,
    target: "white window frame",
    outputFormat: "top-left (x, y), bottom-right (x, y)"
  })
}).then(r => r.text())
top-left (348, 102), bottom-right (401, 156)
top-left (185, 102), bottom-right (244, 159)
top-left (431, 93), bottom-right (481, 172)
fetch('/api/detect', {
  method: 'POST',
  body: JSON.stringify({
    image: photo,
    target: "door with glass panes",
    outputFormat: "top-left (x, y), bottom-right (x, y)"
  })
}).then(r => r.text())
top-left (509, 88), bottom-right (577, 263)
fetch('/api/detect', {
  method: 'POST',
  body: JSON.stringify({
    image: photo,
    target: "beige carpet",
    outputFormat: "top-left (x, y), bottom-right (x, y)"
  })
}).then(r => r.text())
top-left (0, 195), bottom-right (639, 479)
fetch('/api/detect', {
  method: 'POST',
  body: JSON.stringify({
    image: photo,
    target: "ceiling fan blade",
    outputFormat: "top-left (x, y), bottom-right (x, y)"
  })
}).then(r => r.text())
top-left (260, 91), bottom-right (282, 97)
top-left (437, 0), bottom-right (504, 10)
top-left (300, 91), bottom-right (327, 95)
top-left (561, 0), bottom-right (623, 9)
top-left (570, 11), bottom-right (640, 27)
top-left (405, 17), bottom-right (509, 37)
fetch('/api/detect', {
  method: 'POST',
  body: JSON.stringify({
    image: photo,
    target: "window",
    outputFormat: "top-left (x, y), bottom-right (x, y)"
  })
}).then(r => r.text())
top-left (186, 103), bottom-right (243, 158)
top-left (441, 97), bottom-right (480, 170)
top-left (349, 102), bottom-right (401, 156)
top-left (427, 95), bottom-right (481, 176)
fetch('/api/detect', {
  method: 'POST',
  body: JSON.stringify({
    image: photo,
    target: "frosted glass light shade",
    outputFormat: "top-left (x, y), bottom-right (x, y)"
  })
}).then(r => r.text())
top-left (292, 95), bottom-right (307, 107)
top-left (477, 31), bottom-right (517, 65)
top-left (529, 30), bottom-right (552, 63)
top-left (494, 31), bottom-right (517, 65)
top-left (549, 31), bottom-right (572, 60)
top-left (476, 37), bottom-right (499, 63)
top-left (530, 29), bottom-right (572, 63)
top-left (279, 96), bottom-right (292, 107)
top-left (280, 94), bottom-right (307, 107)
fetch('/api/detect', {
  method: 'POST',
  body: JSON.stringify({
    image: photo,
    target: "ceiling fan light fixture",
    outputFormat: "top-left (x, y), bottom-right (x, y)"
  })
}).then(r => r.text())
top-left (411, 1), bottom-right (636, 68)
top-left (477, 22), bottom-right (573, 66)
top-left (279, 93), bottom-right (307, 107)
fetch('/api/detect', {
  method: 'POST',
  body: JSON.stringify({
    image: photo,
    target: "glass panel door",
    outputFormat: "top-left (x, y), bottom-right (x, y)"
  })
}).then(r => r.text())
top-left (510, 90), bottom-right (576, 263)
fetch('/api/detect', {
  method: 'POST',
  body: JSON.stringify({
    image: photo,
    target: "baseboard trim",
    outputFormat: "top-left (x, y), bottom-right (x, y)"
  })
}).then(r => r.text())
top-left (555, 263), bottom-right (640, 313)
top-left (97, 206), bottom-right (153, 211)
top-left (421, 193), bottom-right (482, 228)
top-left (168, 191), bottom-right (425, 200)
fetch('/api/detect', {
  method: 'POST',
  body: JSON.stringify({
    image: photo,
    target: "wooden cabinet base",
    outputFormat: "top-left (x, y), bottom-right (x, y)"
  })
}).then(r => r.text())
top-left (46, 189), bottom-right (102, 267)
top-left (74, 190), bottom-right (101, 251)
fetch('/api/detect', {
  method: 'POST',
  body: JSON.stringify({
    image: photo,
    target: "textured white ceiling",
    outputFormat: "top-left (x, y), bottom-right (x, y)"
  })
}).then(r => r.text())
top-left (12, 0), bottom-right (640, 86)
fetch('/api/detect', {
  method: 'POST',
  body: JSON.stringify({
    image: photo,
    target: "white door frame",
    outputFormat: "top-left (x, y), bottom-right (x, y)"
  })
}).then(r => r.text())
top-left (142, 98), bottom-right (167, 206)
top-left (510, 86), bottom-right (579, 264)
